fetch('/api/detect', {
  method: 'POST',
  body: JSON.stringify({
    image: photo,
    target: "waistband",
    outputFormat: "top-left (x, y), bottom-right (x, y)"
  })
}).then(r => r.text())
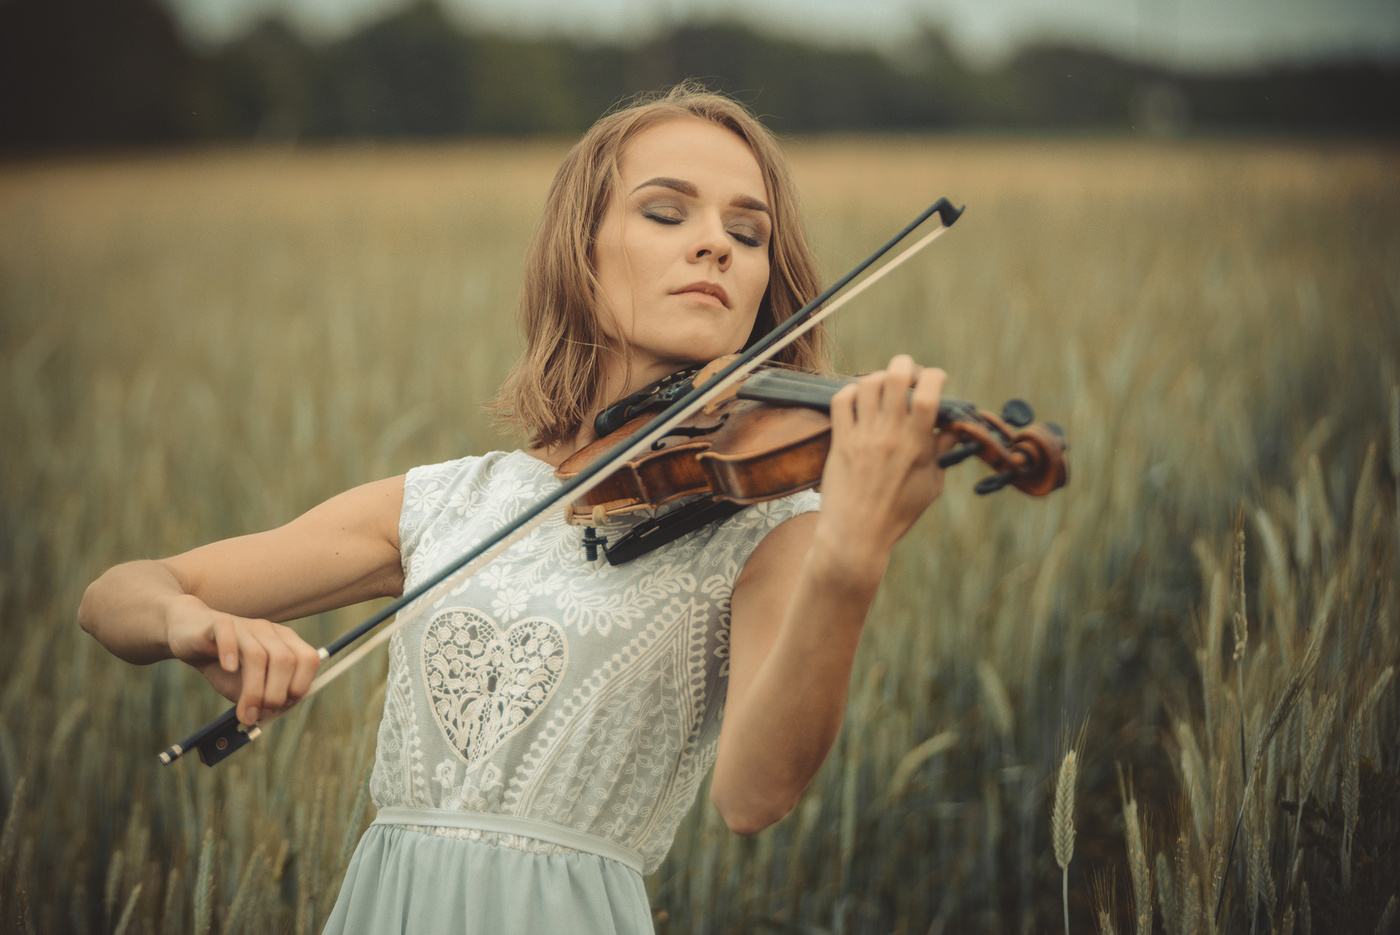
top-left (371, 807), bottom-right (645, 874)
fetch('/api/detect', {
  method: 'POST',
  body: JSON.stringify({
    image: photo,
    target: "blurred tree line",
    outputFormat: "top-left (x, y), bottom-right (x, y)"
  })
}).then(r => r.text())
top-left (2, 0), bottom-right (1397, 150)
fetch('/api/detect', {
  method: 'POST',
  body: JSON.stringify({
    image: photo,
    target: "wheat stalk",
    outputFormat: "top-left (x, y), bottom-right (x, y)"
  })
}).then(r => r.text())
top-left (1090, 866), bottom-right (1119, 935)
top-left (1376, 895), bottom-right (1397, 935)
top-left (1233, 511), bottom-right (1250, 785)
top-left (1342, 717), bottom-right (1361, 891)
top-left (1390, 385), bottom-right (1399, 573)
top-left (1054, 748), bottom-right (1078, 935)
top-left (1248, 810), bottom-right (1280, 935)
top-left (159, 866), bottom-right (183, 935)
top-left (1181, 873), bottom-right (1201, 935)
top-left (1262, 834), bottom-right (1279, 923)
top-left (1364, 666), bottom-right (1395, 715)
top-left (1291, 691), bottom-right (1336, 868)
top-left (103, 847), bottom-right (125, 929)
top-left (224, 843), bottom-right (267, 935)
top-left (111, 881), bottom-right (145, 935)
top-left (192, 827), bottom-right (214, 935)
top-left (1156, 851), bottom-right (1177, 935)
top-left (0, 775), bottom-right (27, 900)
top-left (1215, 592), bottom-right (1330, 923)
top-left (1119, 787), bottom-right (1153, 935)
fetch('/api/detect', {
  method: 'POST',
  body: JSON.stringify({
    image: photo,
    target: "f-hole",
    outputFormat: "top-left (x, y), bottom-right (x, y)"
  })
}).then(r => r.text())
top-left (651, 412), bottom-right (730, 450)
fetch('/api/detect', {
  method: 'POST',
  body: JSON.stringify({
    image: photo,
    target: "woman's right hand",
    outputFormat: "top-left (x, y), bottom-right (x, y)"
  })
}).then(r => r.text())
top-left (79, 476), bottom-right (405, 724)
top-left (163, 593), bottom-right (323, 726)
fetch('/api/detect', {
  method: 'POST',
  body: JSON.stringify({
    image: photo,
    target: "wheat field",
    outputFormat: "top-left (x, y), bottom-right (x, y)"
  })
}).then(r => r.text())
top-left (1, 138), bottom-right (1397, 934)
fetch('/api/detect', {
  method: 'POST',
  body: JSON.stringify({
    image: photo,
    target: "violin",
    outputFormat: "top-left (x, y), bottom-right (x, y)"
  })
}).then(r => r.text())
top-left (556, 358), bottom-right (1068, 564)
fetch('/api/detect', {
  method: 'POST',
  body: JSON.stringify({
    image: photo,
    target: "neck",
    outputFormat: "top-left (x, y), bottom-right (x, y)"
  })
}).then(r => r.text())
top-left (530, 426), bottom-right (595, 469)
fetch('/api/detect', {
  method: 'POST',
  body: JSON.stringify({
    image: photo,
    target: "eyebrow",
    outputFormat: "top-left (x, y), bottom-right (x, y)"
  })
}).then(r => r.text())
top-left (631, 176), bottom-right (771, 215)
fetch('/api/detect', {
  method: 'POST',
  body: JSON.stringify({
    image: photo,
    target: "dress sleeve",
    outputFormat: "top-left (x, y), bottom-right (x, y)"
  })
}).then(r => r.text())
top-left (398, 457), bottom-right (474, 572)
top-left (718, 490), bottom-right (822, 577)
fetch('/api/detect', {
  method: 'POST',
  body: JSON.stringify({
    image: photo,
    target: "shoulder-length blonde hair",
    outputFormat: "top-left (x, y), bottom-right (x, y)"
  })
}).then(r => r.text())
top-left (490, 82), bottom-right (831, 450)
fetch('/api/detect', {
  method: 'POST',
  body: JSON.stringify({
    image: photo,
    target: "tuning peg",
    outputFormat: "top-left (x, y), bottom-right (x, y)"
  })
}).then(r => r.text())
top-left (974, 469), bottom-right (1018, 495)
top-left (1045, 422), bottom-right (1066, 438)
top-left (938, 440), bottom-right (983, 469)
top-left (1001, 399), bottom-right (1034, 428)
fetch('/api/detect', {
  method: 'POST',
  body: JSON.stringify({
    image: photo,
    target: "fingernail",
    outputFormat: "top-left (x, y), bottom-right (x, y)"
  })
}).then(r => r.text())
top-left (247, 706), bottom-right (259, 723)
top-left (224, 653), bottom-right (237, 670)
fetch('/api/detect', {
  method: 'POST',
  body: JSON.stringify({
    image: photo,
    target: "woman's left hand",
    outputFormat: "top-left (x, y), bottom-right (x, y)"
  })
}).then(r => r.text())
top-left (815, 354), bottom-right (956, 572)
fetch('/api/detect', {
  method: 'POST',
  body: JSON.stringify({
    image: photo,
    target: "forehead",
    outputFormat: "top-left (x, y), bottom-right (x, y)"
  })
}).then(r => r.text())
top-left (618, 117), bottom-right (767, 197)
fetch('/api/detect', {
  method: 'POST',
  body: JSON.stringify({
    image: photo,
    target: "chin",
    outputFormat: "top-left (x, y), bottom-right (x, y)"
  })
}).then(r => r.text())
top-left (636, 333), bottom-right (747, 371)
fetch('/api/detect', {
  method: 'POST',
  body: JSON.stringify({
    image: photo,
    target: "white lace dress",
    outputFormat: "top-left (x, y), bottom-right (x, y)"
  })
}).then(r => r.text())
top-left (323, 450), bottom-right (820, 934)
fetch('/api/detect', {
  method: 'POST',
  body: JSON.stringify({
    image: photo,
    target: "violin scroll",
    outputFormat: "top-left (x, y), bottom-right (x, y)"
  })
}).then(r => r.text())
top-left (934, 398), bottom-right (1068, 497)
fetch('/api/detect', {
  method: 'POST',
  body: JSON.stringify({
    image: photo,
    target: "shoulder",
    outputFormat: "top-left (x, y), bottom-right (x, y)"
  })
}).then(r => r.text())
top-left (697, 490), bottom-right (821, 580)
top-left (400, 450), bottom-right (547, 552)
top-left (403, 450), bottom-right (542, 507)
top-left (720, 490), bottom-right (821, 538)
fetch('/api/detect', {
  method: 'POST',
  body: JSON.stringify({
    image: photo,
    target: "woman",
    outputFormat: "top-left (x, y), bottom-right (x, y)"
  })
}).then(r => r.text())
top-left (79, 84), bottom-right (953, 933)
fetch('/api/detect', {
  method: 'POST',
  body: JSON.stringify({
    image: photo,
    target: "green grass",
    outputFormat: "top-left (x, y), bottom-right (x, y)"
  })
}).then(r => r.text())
top-left (1, 137), bottom-right (1397, 933)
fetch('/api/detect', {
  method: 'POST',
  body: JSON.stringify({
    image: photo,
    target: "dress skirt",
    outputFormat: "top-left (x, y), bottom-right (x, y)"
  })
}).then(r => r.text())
top-left (322, 814), bottom-right (655, 935)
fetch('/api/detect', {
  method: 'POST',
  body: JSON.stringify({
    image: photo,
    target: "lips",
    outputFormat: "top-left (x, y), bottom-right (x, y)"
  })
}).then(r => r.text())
top-left (671, 281), bottom-right (730, 308)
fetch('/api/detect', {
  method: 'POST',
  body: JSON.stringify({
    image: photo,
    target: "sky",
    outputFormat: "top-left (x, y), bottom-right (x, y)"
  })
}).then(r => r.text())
top-left (165, 0), bottom-right (1400, 70)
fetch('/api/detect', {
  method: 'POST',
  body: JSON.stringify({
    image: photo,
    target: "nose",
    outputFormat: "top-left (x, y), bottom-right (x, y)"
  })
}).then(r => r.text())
top-left (688, 215), bottom-right (731, 272)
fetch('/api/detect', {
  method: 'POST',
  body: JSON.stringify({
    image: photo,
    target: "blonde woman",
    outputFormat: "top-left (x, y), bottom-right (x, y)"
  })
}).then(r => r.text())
top-left (79, 84), bottom-right (953, 932)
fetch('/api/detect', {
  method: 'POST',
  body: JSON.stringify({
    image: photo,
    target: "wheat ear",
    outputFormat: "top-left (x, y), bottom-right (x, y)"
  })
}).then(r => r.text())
top-left (192, 827), bottom-right (214, 935)
top-left (1119, 785), bottom-right (1153, 935)
top-left (1054, 749), bottom-right (1078, 935)
top-left (1342, 717), bottom-right (1361, 891)
top-left (1232, 510), bottom-right (1250, 784)
top-left (111, 882), bottom-right (144, 935)
top-left (1216, 586), bottom-right (1332, 922)
top-left (1376, 895), bottom-right (1397, 935)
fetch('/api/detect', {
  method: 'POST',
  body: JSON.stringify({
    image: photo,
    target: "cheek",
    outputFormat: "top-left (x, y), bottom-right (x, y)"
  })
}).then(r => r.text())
top-left (592, 244), bottom-right (633, 326)
top-left (745, 258), bottom-right (771, 313)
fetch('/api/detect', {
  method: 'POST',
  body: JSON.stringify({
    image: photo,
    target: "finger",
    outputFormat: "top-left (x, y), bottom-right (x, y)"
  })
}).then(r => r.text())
top-left (259, 625), bottom-right (297, 711)
top-left (908, 366), bottom-right (946, 435)
top-left (855, 371), bottom-right (884, 430)
top-left (886, 354), bottom-right (918, 382)
top-left (235, 629), bottom-right (269, 725)
top-left (212, 617), bottom-right (239, 673)
top-left (280, 628), bottom-right (322, 702)
top-left (879, 355), bottom-right (919, 428)
top-left (829, 382), bottom-right (858, 438)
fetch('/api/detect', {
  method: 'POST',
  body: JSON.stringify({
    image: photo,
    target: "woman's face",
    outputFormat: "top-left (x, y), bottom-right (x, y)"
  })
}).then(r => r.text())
top-left (592, 117), bottom-right (772, 391)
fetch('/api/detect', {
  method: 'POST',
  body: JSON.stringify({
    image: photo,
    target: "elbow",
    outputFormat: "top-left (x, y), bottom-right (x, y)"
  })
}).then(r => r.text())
top-left (77, 578), bottom-right (100, 637)
top-left (711, 787), bottom-right (795, 837)
top-left (78, 564), bottom-right (128, 639)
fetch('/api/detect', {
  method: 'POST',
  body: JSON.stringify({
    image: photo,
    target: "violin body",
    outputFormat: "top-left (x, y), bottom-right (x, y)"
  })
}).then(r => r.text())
top-left (556, 364), bottom-right (1069, 530)
top-left (557, 397), bottom-right (835, 524)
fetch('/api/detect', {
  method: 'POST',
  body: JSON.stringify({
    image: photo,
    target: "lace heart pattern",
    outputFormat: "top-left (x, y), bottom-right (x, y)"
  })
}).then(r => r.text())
top-left (422, 608), bottom-right (568, 771)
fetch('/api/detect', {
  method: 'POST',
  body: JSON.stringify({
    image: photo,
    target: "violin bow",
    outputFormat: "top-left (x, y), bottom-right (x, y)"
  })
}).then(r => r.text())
top-left (160, 198), bottom-right (964, 767)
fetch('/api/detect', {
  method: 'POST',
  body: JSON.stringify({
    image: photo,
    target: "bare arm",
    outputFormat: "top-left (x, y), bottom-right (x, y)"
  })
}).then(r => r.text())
top-left (711, 357), bottom-right (952, 834)
top-left (79, 475), bottom-right (405, 724)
